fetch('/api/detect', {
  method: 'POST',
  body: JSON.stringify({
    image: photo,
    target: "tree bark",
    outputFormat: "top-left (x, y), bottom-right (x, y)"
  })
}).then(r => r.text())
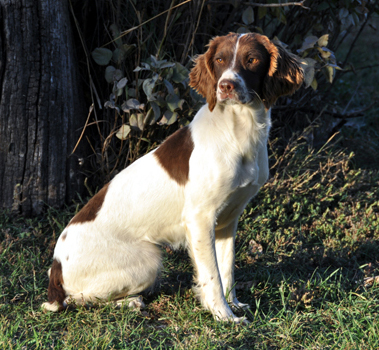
top-left (0, 0), bottom-right (86, 215)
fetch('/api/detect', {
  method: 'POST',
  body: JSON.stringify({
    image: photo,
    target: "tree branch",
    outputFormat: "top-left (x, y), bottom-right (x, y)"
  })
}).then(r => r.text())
top-left (242, 1), bottom-right (310, 10)
top-left (273, 101), bottom-right (378, 119)
top-left (208, 0), bottom-right (310, 9)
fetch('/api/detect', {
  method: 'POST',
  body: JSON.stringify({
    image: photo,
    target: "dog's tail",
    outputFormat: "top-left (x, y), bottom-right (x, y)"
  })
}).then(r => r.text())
top-left (41, 259), bottom-right (66, 312)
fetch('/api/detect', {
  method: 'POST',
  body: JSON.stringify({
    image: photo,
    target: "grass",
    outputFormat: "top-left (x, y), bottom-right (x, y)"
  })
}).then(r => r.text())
top-left (1, 133), bottom-right (379, 349)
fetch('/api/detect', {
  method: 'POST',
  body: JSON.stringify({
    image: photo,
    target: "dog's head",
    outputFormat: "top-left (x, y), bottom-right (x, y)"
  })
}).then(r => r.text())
top-left (189, 33), bottom-right (304, 111)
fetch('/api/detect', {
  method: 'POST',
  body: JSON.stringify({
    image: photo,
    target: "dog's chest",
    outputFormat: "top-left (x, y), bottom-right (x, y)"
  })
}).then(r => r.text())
top-left (232, 155), bottom-right (259, 188)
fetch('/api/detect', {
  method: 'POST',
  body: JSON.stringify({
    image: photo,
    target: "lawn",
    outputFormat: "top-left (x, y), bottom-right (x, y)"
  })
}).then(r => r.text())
top-left (1, 132), bottom-right (379, 349)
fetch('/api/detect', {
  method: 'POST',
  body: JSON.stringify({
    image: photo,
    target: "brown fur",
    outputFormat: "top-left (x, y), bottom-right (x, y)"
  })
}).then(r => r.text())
top-left (47, 259), bottom-right (65, 309)
top-left (258, 37), bottom-right (303, 108)
top-left (154, 126), bottom-right (194, 185)
top-left (189, 35), bottom-right (239, 111)
top-left (68, 183), bottom-right (109, 226)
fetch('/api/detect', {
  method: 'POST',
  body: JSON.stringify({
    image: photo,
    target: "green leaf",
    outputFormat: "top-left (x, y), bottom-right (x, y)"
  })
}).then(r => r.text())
top-left (258, 6), bottom-right (267, 20)
top-left (164, 79), bottom-right (175, 95)
top-left (339, 8), bottom-right (349, 19)
top-left (142, 74), bottom-right (158, 98)
top-left (92, 48), bottom-right (113, 66)
top-left (144, 108), bottom-right (155, 126)
top-left (104, 101), bottom-right (120, 113)
top-left (160, 62), bottom-right (176, 69)
top-left (317, 2), bottom-right (330, 11)
top-left (150, 55), bottom-right (158, 68)
top-left (317, 34), bottom-right (329, 47)
top-left (237, 27), bottom-right (250, 34)
top-left (137, 113), bottom-right (144, 130)
top-left (122, 99), bottom-right (145, 112)
top-left (105, 66), bottom-right (123, 83)
top-left (105, 66), bottom-right (116, 83)
top-left (166, 94), bottom-right (184, 112)
top-left (297, 36), bottom-right (319, 54)
top-left (300, 58), bottom-right (317, 88)
top-left (116, 124), bottom-right (131, 140)
top-left (110, 23), bottom-right (122, 48)
top-left (134, 63), bottom-right (151, 72)
top-left (117, 77), bottom-right (128, 89)
top-left (158, 110), bottom-right (178, 125)
top-left (171, 63), bottom-right (189, 83)
top-left (129, 114), bottom-right (138, 130)
top-left (325, 66), bottom-right (335, 83)
top-left (242, 6), bottom-right (254, 25)
top-left (149, 101), bottom-right (161, 124)
top-left (129, 113), bottom-right (144, 130)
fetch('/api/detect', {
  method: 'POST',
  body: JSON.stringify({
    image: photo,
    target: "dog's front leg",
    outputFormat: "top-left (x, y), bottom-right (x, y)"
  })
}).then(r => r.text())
top-left (186, 217), bottom-right (247, 323)
top-left (215, 220), bottom-right (250, 311)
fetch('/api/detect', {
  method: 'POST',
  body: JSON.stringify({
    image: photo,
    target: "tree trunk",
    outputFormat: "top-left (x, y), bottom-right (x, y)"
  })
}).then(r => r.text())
top-left (0, 0), bottom-right (86, 215)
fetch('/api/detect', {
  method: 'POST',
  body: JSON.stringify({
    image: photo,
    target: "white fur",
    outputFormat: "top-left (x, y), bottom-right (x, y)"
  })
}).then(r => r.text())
top-left (43, 43), bottom-right (272, 324)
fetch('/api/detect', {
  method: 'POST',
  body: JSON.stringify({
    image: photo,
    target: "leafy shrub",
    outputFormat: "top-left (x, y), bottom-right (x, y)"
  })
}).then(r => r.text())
top-left (71, 0), bottom-right (379, 185)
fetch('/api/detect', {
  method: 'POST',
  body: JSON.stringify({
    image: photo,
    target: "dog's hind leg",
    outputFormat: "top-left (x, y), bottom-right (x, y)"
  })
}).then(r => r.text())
top-left (42, 239), bottom-right (161, 311)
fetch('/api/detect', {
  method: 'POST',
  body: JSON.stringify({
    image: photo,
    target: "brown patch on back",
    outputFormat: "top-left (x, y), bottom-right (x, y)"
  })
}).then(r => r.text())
top-left (47, 259), bottom-right (66, 309)
top-left (61, 232), bottom-right (67, 241)
top-left (154, 126), bottom-right (194, 185)
top-left (68, 183), bottom-right (110, 226)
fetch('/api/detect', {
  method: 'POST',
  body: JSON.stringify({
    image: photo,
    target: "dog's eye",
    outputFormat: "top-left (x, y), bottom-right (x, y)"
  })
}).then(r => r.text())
top-left (248, 58), bottom-right (259, 64)
top-left (216, 58), bottom-right (223, 63)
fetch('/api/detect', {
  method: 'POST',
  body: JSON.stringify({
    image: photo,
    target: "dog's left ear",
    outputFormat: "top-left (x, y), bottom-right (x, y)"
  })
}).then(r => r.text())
top-left (257, 36), bottom-right (304, 109)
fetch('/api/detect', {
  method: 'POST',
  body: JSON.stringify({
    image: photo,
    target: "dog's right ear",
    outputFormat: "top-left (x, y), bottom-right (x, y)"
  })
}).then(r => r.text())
top-left (189, 39), bottom-right (218, 112)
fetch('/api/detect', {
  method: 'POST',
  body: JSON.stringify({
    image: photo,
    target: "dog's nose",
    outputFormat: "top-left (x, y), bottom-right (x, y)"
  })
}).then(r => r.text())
top-left (219, 80), bottom-right (235, 93)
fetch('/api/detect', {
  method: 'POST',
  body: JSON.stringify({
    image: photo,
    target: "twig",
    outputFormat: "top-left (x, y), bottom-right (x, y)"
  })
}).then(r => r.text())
top-left (352, 64), bottom-right (379, 71)
top-left (243, 1), bottom-right (309, 9)
top-left (71, 104), bottom-right (94, 154)
top-left (329, 101), bottom-right (378, 119)
top-left (69, 0), bottom-right (103, 141)
top-left (341, 14), bottom-right (371, 69)
top-left (342, 83), bottom-right (360, 115)
top-left (156, 0), bottom-right (177, 59)
top-left (104, 0), bottom-right (192, 47)
top-left (273, 101), bottom-right (378, 119)
top-left (183, 0), bottom-right (206, 62)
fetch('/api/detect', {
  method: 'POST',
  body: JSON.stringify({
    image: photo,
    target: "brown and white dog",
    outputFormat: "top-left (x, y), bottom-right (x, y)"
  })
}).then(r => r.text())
top-left (42, 33), bottom-right (303, 323)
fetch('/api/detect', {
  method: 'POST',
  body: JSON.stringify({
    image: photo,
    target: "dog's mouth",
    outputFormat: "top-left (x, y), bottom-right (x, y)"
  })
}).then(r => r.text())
top-left (219, 91), bottom-right (237, 101)
top-left (217, 90), bottom-right (250, 105)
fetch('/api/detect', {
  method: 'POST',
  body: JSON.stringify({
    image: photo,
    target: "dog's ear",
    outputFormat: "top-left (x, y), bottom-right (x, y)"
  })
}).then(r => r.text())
top-left (189, 39), bottom-right (219, 112)
top-left (257, 36), bottom-right (304, 109)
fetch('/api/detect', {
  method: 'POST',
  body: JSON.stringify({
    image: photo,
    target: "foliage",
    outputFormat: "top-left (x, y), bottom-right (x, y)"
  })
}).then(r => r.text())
top-left (69, 0), bottom-right (379, 185)
top-left (1, 137), bottom-right (379, 348)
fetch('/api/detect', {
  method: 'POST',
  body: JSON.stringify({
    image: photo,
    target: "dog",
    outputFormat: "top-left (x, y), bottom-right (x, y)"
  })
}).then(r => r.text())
top-left (42, 33), bottom-right (303, 323)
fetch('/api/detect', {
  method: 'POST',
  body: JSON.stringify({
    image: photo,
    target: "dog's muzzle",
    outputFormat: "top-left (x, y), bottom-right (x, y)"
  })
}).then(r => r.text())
top-left (217, 78), bottom-right (249, 104)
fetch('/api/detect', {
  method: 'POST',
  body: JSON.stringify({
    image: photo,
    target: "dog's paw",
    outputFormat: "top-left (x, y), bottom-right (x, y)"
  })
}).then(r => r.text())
top-left (233, 316), bottom-right (250, 325)
top-left (116, 295), bottom-right (145, 309)
top-left (128, 295), bottom-right (145, 309)
top-left (215, 314), bottom-right (250, 325)
top-left (41, 301), bottom-right (64, 312)
top-left (230, 300), bottom-right (250, 311)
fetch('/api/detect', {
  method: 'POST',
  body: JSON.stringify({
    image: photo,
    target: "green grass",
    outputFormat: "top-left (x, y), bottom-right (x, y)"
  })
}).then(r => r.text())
top-left (1, 138), bottom-right (379, 349)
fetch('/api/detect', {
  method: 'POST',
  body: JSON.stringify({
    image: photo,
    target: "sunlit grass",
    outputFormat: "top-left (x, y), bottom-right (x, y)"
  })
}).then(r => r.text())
top-left (1, 137), bottom-right (378, 349)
